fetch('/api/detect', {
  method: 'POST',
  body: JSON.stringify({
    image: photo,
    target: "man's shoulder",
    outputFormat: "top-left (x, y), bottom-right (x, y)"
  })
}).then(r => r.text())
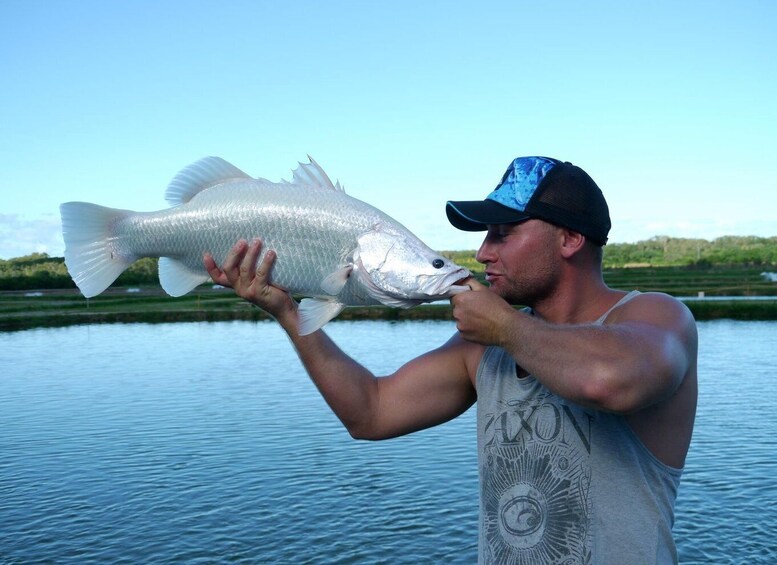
top-left (441, 332), bottom-right (488, 381)
top-left (608, 291), bottom-right (697, 336)
top-left (628, 291), bottom-right (693, 315)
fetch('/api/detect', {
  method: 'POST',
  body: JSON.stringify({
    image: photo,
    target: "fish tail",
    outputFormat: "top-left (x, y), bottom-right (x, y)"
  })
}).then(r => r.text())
top-left (59, 202), bottom-right (134, 297)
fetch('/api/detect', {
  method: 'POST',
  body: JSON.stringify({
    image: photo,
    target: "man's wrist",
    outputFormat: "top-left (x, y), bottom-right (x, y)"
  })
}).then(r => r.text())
top-left (274, 301), bottom-right (300, 333)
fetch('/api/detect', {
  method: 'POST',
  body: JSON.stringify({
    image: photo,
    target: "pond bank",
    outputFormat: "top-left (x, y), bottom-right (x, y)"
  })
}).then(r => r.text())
top-left (2, 288), bottom-right (776, 332)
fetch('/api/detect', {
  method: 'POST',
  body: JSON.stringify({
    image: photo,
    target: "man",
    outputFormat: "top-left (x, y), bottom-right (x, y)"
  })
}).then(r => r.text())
top-left (204, 156), bottom-right (698, 564)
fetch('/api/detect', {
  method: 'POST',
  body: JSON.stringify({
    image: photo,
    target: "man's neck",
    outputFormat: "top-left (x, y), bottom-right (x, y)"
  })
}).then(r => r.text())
top-left (532, 277), bottom-right (623, 325)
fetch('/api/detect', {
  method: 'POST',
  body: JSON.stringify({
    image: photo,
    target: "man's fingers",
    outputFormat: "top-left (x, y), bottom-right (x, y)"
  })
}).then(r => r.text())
top-left (222, 239), bottom-right (248, 275)
top-left (203, 252), bottom-right (230, 287)
top-left (203, 252), bottom-right (219, 275)
top-left (203, 238), bottom-right (277, 294)
top-left (203, 252), bottom-right (218, 273)
top-left (469, 278), bottom-right (488, 291)
top-left (239, 239), bottom-right (262, 284)
top-left (255, 247), bottom-right (276, 283)
top-left (457, 276), bottom-right (487, 291)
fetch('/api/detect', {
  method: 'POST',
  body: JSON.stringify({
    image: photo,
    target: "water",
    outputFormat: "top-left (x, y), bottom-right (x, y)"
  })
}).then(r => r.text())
top-left (1, 320), bottom-right (776, 564)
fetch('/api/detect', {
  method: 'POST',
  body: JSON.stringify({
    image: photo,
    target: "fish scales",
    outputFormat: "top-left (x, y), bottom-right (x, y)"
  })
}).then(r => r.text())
top-left (115, 180), bottom-right (391, 303)
top-left (60, 156), bottom-right (470, 334)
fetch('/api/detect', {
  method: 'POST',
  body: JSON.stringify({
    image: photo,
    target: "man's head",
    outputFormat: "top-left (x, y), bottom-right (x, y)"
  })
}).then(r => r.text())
top-left (446, 156), bottom-right (611, 246)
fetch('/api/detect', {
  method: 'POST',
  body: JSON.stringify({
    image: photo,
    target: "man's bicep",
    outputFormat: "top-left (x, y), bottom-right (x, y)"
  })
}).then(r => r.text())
top-left (613, 293), bottom-right (698, 399)
top-left (370, 335), bottom-right (481, 439)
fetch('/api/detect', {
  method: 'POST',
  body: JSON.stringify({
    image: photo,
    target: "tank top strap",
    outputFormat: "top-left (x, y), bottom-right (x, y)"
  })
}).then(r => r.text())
top-left (594, 290), bottom-right (641, 325)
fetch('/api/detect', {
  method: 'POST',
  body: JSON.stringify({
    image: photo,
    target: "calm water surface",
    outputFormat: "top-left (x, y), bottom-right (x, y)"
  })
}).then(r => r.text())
top-left (1, 319), bottom-right (776, 564)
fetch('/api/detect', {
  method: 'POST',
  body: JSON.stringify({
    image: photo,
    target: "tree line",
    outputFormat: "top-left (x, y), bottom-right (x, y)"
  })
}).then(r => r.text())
top-left (600, 235), bottom-right (777, 268)
top-left (0, 255), bottom-right (158, 291)
top-left (444, 235), bottom-right (777, 270)
top-left (2, 235), bottom-right (776, 291)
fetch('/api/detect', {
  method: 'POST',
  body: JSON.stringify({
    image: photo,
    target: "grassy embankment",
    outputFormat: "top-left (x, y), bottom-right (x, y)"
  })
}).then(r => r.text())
top-left (2, 263), bottom-right (776, 332)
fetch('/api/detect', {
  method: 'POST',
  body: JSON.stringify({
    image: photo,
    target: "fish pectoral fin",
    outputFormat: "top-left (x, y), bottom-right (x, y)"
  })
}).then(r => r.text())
top-left (158, 257), bottom-right (212, 297)
top-left (297, 298), bottom-right (346, 335)
top-left (320, 266), bottom-right (353, 295)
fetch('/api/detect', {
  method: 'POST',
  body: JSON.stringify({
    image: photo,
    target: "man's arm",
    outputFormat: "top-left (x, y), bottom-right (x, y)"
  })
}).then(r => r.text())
top-left (204, 239), bottom-right (479, 440)
top-left (451, 279), bottom-right (697, 415)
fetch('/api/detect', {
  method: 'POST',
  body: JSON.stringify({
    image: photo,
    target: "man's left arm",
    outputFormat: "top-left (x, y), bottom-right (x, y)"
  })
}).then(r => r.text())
top-left (452, 281), bottom-right (698, 414)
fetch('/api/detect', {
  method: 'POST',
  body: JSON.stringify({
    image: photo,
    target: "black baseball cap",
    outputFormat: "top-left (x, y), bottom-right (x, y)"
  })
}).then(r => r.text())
top-left (446, 156), bottom-right (611, 245)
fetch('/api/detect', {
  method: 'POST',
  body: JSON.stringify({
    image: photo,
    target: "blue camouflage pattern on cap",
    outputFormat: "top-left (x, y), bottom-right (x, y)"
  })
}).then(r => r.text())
top-left (486, 156), bottom-right (558, 211)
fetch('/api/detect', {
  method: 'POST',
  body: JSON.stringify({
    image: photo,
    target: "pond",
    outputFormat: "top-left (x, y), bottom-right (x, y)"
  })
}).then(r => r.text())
top-left (1, 319), bottom-right (775, 563)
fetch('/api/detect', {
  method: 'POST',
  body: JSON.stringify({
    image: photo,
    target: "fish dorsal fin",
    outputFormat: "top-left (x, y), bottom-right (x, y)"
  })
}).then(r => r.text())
top-left (291, 156), bottom-right (344, 192)
top-left (165, 157), bottom-right (252, 205)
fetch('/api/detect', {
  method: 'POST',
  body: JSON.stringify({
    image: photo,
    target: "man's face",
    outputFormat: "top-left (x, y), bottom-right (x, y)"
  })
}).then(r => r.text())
top-left (475, 219), bottom-right (561, 305)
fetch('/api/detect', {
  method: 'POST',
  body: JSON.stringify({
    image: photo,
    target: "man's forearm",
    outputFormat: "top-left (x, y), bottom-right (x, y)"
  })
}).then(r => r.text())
top-left (283, 320), bottom-right (380, 438)
top-left (497, 311), bottom-right (686, 414)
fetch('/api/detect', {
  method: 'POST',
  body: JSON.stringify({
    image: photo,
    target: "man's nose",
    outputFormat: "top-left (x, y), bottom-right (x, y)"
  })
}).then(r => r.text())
top-left (475, 239), bottom-right (494, 265)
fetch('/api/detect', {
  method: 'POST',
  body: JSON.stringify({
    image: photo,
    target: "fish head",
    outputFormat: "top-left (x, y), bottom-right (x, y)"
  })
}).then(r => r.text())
top-left (354, 225), bottom-right (471, 307)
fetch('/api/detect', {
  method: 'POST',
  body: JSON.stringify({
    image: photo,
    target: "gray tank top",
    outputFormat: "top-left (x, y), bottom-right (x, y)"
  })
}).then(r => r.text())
top-left (476, 291), bottom-right (682, 564)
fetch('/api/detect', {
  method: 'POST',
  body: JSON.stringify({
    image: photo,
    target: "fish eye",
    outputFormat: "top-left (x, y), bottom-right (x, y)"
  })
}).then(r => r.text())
top-left (432, 258), bottom-right (445, 269)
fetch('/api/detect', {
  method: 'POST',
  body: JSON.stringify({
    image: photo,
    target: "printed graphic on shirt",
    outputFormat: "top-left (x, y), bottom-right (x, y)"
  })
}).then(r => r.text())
top-left (481, 391), bottom-right (593, 564)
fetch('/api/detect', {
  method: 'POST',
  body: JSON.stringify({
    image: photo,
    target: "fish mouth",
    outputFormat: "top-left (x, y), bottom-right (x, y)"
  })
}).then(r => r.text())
top-left (446, 283), bottom-right (471, 295)
top-left (415, 268), bottom-right (471, 299)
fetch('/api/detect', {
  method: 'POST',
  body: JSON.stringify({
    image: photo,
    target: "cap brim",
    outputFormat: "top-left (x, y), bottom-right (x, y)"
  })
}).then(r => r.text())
top-left (446, 200), bottom-right (531, 232)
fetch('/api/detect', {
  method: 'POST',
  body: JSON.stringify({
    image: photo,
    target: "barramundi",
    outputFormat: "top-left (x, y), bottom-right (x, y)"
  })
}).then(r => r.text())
top-left (60, 157), bottom-right (470, 334)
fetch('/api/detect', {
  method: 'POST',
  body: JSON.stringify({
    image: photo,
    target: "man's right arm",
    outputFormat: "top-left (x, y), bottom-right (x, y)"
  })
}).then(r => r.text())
top-left (204, 239), bottom-right (480, 440)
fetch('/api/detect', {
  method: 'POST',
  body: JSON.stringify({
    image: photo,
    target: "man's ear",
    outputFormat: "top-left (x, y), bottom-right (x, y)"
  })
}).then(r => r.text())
top-left (559, 229), bottom-right (586, 258)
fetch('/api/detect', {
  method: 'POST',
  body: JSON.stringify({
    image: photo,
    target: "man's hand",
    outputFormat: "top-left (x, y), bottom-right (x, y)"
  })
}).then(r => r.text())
top-left (204, 239), bottom-right (298, 326)
top-left (450, 278), bottom-right (518, 346)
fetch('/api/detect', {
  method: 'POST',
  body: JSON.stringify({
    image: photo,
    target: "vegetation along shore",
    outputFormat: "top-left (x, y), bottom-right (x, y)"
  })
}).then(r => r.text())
top-left (2, 235), bottom-right (776, 332)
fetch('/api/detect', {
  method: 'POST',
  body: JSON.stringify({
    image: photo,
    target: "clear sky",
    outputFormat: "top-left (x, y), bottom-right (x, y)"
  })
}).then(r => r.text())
top-left (1, 0), bottom-right (775, 259)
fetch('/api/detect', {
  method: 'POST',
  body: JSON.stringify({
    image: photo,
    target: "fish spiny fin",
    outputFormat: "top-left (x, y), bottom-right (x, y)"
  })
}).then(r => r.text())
top-left (59, 202), bottom-right (135, 297)
top-left (158, 257), bottom-right (212, 297)
top-left (320, 265), bottom-right (352, 295)
top-left (291, 156), bottom-right (344, 192)
top-left (165, 157), bottom-right (252, 205)
top-left (298, 298), bottom-right (346, 335)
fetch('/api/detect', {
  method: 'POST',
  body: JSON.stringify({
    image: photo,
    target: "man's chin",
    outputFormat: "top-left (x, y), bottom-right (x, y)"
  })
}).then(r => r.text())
top-left (487, 283), bottom-right (525, 306)
top-left (487, 283), bottom-right (510, 299)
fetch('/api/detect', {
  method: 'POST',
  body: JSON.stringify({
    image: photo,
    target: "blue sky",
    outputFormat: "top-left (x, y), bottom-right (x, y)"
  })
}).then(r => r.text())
top-left (1, 0), bottom-right (775, 259)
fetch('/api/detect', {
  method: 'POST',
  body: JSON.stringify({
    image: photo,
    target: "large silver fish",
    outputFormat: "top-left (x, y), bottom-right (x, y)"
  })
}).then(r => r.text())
top-left (60, 157), bottom-right (470, 334)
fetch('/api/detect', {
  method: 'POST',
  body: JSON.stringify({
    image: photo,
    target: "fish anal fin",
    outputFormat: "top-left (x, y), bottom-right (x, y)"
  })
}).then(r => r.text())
top-left (320, 265), bottom-right (352, 295)
top-left (158, 257), bottom-right (212, 296)
top-left (298, 298), bottom-right (346, 335)
top-left (165, 157), bottom-right (252, 206)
